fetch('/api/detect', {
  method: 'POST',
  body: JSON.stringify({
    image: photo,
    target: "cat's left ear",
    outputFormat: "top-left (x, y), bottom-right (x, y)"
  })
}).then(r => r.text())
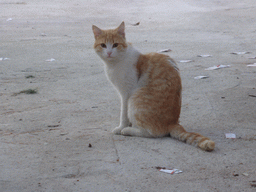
top-left (92, 25), bottom-right (102, 38)
top-left (117, 21), bottom-right (125, 38)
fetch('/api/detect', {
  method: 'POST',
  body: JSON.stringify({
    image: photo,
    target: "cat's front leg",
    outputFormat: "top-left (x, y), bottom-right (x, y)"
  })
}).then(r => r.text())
top-left (112, 96), bottom-right (130, 135)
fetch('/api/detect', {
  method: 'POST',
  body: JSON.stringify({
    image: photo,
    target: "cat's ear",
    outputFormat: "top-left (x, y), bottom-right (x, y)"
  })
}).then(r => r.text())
top-left (92, 25), bottom-right (102, 38)
top-left (117, 21), bottom-right (125, 38)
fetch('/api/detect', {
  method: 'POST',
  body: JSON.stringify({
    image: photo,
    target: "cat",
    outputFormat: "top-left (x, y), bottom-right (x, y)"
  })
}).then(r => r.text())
top-left (92, 22), bottom-right (215, 151)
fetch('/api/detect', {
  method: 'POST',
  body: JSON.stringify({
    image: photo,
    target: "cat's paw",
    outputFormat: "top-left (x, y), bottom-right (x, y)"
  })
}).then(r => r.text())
top-left (120, 127), bottom-right (132, 136)
top-left (112, 127), bottom-right (124, 135)
top-left (121, 127), bottom-right (141, 136)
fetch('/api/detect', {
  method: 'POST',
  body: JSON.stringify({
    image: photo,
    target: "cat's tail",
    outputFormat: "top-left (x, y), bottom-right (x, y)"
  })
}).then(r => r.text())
top-left (169, 124), bottom-right (215, 152)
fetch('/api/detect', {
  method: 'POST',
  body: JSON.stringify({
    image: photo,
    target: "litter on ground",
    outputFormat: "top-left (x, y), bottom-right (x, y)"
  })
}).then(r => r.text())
top-left (247, 63), bottom-right (256, 67)
top-left (179, 60), bottom-right (193, 63)
top-left (45, 58), bottom-right (55, 62)
top-left (225, 133), bottom-right (236, 139)
top-left (131, 22), bottom-right (140, 26)
top-left (197, 55), bottom-right (212, 58)
top-left (0, 58), bottom-right (10, 61)
top-left (157, 49), bottom-right (172, 53)
top-left (230, 52), bottom-right (251, 55)
top-left (242, 173), bottom-right (249, 177)
top-left (194, 76), bottom-right (209, 79)
top-left (205, 65), bottom-right (230, 70)
top-left (159, 168), bottom-right (182, 174)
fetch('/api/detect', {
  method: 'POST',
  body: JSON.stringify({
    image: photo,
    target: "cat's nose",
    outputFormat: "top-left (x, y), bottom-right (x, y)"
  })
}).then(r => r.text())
top-left (107, 51), bottom-right (112, 56)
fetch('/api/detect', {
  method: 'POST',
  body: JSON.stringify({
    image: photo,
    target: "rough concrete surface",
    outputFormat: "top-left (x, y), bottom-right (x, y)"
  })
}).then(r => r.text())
top-left (1, 0), bottom-right (256, 191)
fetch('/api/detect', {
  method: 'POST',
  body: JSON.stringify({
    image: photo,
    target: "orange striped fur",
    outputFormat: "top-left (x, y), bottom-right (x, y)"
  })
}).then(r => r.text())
top-left (92, 22), bottom-right (215, 151)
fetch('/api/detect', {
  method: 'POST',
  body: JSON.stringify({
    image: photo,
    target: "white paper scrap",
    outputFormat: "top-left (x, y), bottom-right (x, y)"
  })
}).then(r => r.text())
top-left (6, 18), bottom-right (13, 21)
top-left (157, 49), bottom-right (172, 53)
top-left (198, 55), bottom-right (212, 58)
top-left (205, 65), bottom-right (230, 70)
top-left (179, 60), bottom-right (193, 63)
top-left (159, 169), bottom-right (174, 174)
top-left (247, 63), bottom-right (256, 67)
top-left (173, 169), bottom-right (182, 174)
top-left (159, 169), bottom-right (182, 174)
top-left (194, 76), bottom-right (209, 79)
top-left (231, 52), bottom-right (250, 55)
top-left (0, 58), bottom-right (10, 61)
top-left (225, 133), bottom-right (236, 139)
top-left (242, 173), bottom-right (249, 177)
top-left (45, 58), bottom-right (55, 62)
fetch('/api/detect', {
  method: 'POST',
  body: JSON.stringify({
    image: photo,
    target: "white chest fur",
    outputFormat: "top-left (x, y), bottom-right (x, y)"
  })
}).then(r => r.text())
top-left (103, 45), bottom-right (141, 98)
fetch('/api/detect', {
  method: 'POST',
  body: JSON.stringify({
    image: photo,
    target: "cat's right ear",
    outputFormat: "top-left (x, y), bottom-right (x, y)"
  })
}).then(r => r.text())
top-left (92, 25), bottom-right (102, 38)
top-left (117, 21), bottom-right (125, 38)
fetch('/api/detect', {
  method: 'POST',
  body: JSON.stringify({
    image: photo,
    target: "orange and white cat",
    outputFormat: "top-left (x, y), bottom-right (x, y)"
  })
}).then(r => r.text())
top-left (92, 22), bottom-right (215, 151)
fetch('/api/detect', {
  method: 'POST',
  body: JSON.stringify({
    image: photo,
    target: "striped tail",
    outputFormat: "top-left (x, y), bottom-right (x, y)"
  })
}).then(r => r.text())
top-left (169, 124), bottom-right (215, 152)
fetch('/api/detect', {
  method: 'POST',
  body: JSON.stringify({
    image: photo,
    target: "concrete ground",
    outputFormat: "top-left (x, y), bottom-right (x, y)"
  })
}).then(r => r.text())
top-left (1, 0), bottom-right (256, 191)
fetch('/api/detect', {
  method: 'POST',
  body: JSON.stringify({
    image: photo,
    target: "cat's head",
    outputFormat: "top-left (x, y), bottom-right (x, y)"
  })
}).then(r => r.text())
top-left (92, 22), bottom-right (127, 61)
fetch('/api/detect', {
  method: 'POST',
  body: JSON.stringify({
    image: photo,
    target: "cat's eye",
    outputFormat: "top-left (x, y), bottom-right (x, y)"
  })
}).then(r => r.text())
top-left (101, 43), bottom-right (106, 48)
top-left (112, 43), bottom-right (119, 48)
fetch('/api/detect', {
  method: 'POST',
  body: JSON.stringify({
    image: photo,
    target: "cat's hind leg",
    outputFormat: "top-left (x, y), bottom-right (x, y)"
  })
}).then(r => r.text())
top-left (121, 127), bottom-right (154, 137)
top-left (120, 93), bottom-right (154, 137)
